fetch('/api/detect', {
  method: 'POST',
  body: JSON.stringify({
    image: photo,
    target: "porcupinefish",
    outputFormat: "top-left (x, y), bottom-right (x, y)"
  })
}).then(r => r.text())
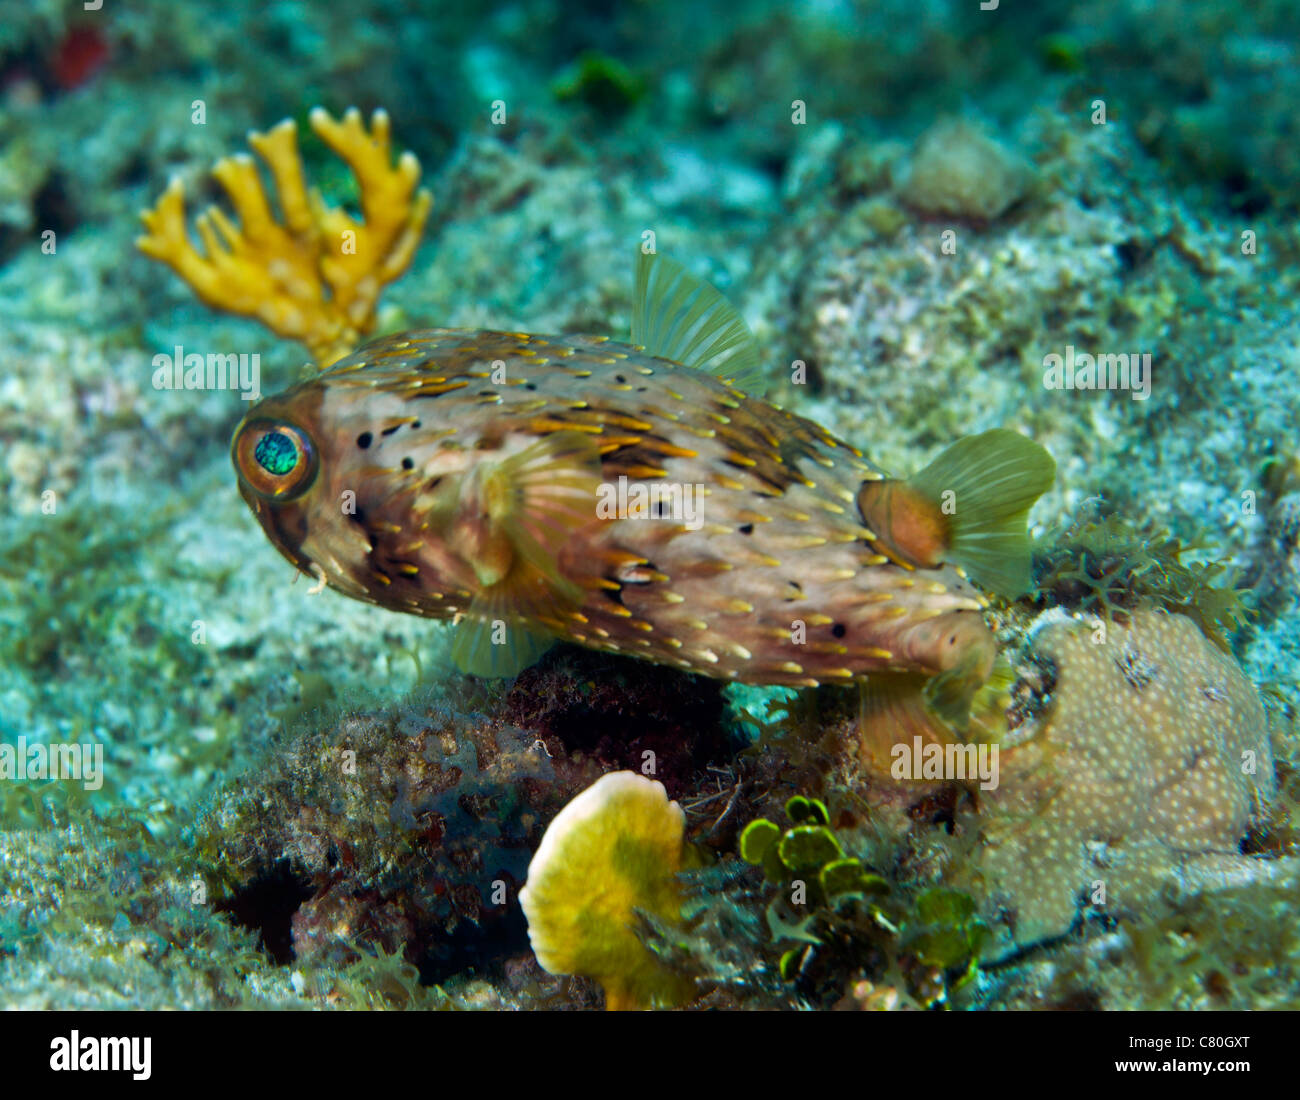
top-left (232, 251), bottom-right (1054, 740)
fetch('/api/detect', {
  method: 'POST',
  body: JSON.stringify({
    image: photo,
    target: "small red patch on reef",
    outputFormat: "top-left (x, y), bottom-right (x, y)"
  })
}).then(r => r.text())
top-left (51, 25), bottom-right (110, 90)
top-left (502, 645), bottom-right (733, 798)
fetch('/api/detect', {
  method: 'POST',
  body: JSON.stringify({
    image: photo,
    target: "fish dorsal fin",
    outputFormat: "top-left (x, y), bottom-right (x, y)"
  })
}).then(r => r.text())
top-left (858, 429), bottom-right (1056, 599)
top-left (450, 431), bottom-right (603, 678)
top-left (632, 249), bottom-right (763, 392)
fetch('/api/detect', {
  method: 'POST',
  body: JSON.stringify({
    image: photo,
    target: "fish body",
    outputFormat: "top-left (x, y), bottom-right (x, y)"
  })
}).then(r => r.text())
top-left (235, 327), bottom-right (1021, 693)
top-left (232, 251), bottom-right (1055, 737)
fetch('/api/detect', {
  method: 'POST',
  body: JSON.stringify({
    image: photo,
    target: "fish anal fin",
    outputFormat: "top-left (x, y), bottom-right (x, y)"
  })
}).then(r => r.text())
top-left (857, 673), bottom-right (960, 776)
top-left (924, 648), bottom-right (988, 730)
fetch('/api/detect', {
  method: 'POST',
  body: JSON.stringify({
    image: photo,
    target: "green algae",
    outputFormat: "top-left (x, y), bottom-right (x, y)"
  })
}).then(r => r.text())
top-left (552, 51), bottom-right (648, 116)
top-left (1030, 503), bottom-right (1250, 650)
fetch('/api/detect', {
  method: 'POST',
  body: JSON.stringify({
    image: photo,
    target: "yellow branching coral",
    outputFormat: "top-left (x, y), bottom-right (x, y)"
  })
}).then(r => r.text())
top-left (137, 107), bottom-right (432, 367)
top-left (519, 771), bottom-right (692, 1010)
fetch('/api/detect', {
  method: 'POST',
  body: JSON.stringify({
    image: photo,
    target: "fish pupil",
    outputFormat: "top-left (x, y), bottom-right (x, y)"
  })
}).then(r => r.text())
top-left (254, 431), bottom-right (299, 476)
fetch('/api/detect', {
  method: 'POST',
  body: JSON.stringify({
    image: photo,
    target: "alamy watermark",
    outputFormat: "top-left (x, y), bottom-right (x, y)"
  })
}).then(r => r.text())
top-left (152, 345), bottom-right (261, 401)
top-left (596, 476), bottom-right (705, 531)
top-left (0, 736), bottom-right (103, 791)
top-left (1042, 346), bottom-right (1151, 401)
top-left (890, 735), bottom-right (999, 791)
top-left (50, 1031), bottom-right (150, 1080)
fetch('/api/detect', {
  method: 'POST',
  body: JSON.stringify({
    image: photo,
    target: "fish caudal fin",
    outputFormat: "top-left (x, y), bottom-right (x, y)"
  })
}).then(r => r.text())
top-left (631, 249), bottom-right (764, 392)
top-left (857, 428), bottom-right (1055, 598)
top-left (450, 431), bottom-right (604, 678)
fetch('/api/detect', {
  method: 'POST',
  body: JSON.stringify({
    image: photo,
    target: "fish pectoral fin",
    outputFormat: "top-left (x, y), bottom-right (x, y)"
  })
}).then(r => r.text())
top-left (450, 432), bottom-right (604, 679)
top-left (631, 249), bottom-right (763, 393)
top-left (857, 429), bottom-right (1056, 599)
top-left (451, 571), bottom-right (563, 678)
top-left (857, 673), bottom-right (960, 775)
top-left (493, 431), bottom-right (604, 581)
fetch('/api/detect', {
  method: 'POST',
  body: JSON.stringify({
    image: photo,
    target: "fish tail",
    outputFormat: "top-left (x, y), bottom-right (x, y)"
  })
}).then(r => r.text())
top-left (857, 429), bottom-right (1056, 598)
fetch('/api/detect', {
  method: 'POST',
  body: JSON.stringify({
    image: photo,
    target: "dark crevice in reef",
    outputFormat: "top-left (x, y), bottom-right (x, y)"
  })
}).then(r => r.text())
top-left (414, 907), bottom-right (531, 987)
top-left (215, 859), bottom-right (316, 965)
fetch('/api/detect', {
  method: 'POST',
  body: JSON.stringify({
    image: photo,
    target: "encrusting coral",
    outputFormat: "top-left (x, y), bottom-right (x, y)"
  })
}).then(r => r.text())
top-left (519, 770), bottom-right (693, 1010)
top-left (137, 107), bottom-right (431, 367)
top-left (959, 608), bottom-right (1278, 958)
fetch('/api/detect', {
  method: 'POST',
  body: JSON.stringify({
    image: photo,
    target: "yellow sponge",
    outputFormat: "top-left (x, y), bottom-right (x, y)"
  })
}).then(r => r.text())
top-left (519, 771), bottom-right (690, 1010)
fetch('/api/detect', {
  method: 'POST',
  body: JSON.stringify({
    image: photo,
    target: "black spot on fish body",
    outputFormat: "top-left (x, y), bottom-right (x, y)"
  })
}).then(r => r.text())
top-left (357, 431), bottom-right (373, 449)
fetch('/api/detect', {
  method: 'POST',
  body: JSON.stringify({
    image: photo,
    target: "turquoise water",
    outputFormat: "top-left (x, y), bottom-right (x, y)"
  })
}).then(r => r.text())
top-left (0, 0), bottom-right (1296, 1010)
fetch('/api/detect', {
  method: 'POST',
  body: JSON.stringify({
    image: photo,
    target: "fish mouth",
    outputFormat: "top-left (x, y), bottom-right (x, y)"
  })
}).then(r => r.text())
top-left (902, 610), bottom-right (997, 679)
top-left (235, 478), bottom-right (316, 573)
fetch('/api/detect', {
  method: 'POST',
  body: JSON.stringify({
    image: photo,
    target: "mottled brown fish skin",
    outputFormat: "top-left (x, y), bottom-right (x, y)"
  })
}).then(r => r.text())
top-left (234, 328), bottom-right (994, 688)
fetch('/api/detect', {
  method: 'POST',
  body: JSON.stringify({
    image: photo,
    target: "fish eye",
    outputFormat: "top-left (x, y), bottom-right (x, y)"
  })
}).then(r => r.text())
top-left (232, 418), bottom-right (319, 501)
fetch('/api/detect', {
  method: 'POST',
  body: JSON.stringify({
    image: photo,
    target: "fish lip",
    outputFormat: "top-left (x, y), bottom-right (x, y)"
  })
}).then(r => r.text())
top-left (900, 609), bottom-right (996, 677)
